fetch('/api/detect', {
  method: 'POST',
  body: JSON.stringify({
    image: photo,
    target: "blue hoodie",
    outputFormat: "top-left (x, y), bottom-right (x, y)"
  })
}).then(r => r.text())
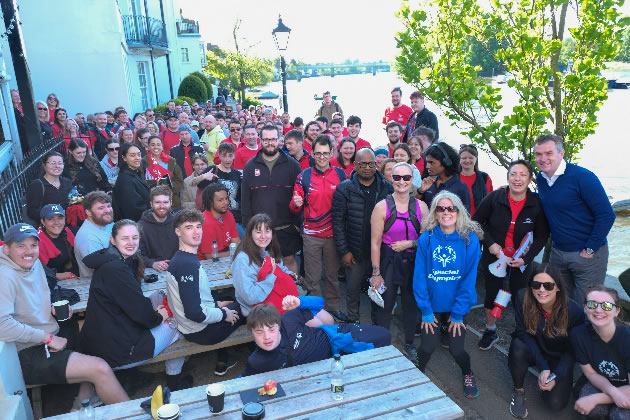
top-left (413, 225), bottom-right (481, 323)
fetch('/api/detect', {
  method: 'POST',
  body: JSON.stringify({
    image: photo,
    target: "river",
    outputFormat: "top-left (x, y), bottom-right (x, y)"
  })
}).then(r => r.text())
top-left (256, 72), bottom-right (629, 277)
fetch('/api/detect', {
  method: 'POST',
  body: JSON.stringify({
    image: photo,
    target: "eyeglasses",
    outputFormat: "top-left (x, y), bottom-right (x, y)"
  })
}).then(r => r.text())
top-left (230, 128), bottom-right (241, 132)
top-left (313, 152), bottom-right (330, 158)
top-left (37, 107), bottom-right (47, 111)
top-left (392, 174), bottom-right (412, 181)
top-left (356, 161), bottom-right (376, 168)
top-left (46, 161), bottom-right (64, 166)
top-left (262, 138), bottom-right (278, 143)
top-left (436, 205), bottom-right (458, 213)
top-left (585, 300), bottom-right (617, 311)
top-left (107, 147), bottom-right (120, 151)
top-left (529, 280), bottom-right (556, 291)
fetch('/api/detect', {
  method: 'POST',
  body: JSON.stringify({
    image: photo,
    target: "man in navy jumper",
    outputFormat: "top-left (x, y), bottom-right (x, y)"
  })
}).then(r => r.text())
top-left (534, 134), bottom-right (615, 305)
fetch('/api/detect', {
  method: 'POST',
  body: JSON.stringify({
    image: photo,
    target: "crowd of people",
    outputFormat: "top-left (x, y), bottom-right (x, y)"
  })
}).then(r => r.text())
top-left (1, 87), bottom-right (623, 419)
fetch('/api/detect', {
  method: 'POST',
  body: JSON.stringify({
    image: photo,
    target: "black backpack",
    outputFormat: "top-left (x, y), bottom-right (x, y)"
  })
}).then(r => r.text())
top-left (383, 194), bottom-right (422, 235)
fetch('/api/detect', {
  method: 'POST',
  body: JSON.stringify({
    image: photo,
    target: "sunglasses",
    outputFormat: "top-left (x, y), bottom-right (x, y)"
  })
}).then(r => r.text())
top-left (107, 147), bottom-right (120, 151)
top-left (230, 128), bottom-right (241, 132)
top-left (37, 107), bottom-right (47, 111)
top-left (585, 300), bottom-right (617, 311)
top-left (436, 205), bottom-right (458, 213)
top-left (392, 174), bottom-right (412, 181)
top-left (460, 144), bottom-right (477, 150)
top-left (529, 280), bottom-right (556, 291)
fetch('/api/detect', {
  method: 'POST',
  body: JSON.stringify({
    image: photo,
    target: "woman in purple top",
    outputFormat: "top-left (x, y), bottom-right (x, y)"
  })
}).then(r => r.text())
top-left (370, 162), bottom-right (429, 362)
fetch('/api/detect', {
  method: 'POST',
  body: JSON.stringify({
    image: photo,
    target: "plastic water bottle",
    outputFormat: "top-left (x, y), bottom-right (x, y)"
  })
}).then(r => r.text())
top-left (211, 240), bottom-right (219, 262)
top-left (78, 399), bottom-right (95, 419)
top-left (330, 354), bottom-right (344, 400)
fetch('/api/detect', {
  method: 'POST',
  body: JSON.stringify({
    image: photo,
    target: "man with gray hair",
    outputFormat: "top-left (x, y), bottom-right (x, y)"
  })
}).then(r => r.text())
top-left (91, 112), bottom-right (111, 159)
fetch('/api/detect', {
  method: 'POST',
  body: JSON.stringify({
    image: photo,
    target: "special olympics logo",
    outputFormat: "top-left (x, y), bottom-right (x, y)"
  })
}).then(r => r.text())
top-left (433, 245), bottom-right (456, 267)
top-left (599, 360), bottom-right (620, 378)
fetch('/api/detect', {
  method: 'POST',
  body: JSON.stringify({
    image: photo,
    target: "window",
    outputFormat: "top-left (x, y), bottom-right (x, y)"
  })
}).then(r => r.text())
top-left (137, 62), bottom-right (149, 110)
top-left (181, 48), bottom-right (189, 63)
top-left (200, 43), bottom-right (206, 65)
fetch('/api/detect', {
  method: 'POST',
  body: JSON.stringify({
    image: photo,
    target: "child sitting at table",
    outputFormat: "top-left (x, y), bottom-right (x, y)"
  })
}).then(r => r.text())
top-left (242, 295), bottom-right (391, 376)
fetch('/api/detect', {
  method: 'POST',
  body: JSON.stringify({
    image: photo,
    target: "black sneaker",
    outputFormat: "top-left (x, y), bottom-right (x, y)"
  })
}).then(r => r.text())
top-left (214, 358), bottom-right (238, 376)
top-left (166, 373), bottom-right (193, 391)
top-left (329, 311), bottom-right (349, 323)
top-left (463, 372), bottom-right (479, 399)
top-left (509, 389), bottom-right (528, 418)
top-left (403, 344), bottom-right (418, 364)
top-left (440, 324), bottom-right (449, 348)
top-left (478, 329), bottom-right (499, 350)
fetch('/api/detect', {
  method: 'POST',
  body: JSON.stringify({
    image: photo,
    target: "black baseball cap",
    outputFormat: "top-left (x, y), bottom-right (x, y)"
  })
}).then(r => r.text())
top-left (165, 112), bottom-right (178, 120)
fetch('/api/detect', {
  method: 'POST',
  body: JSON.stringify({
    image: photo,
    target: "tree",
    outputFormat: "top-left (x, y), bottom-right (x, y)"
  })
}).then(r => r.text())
top-left (617, 27), bottom-right (630, 62)
top-left (396, 0), bottom-right (629, 167)
top-left (177, 75), bottom-right (207, 103)
top-left (192, 71), bottom-right (214, 99)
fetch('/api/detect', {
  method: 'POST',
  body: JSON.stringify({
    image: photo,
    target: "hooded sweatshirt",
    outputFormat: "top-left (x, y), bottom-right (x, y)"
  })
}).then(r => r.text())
top-left (0, 253), bottom-right (58, 351)
top-left (413, 225), bottom-right (481, 323)
top-left (137, 209), bottom-right (179, 266)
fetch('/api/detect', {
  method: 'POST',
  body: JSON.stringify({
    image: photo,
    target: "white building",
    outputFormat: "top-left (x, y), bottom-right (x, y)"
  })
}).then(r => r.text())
top-left (8, 0), bottom-right (206, 117)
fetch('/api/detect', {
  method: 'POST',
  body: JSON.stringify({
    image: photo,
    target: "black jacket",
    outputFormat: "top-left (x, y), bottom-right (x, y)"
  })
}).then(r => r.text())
top-left (112, 167), bottom-right (151, 221)
top-left (403, 107), bottom-right (439, 142)
top-left (137, 209), bottom-right (179, 266)
top-left (80, 248), bottom-right (162, 368)
top-left (332, 171), bottom-right (394, 261)
top-left (241, 150), bottom-right (302, 226)
top-left (512, 289), bottom-right (585, 378)
top-left (472, 188), bottom-right (549, 265)
top-left (62, 161), bottom-right (112, 196)
top-left (422, 175), bottom-right (471, 215)
top-left (169, 142), bottom-right (204, 178)
top-left (25, 176), bottom-right (73, 222)
top-left (90, 127), bottom-right (111, 160)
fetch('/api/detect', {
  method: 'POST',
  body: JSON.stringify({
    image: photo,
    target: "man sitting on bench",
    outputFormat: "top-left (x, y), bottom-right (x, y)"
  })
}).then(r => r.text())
top-left (0, 223), bottom-right (129, 409)
top-left (166, 209), bottom-right (242, 376)
top-left (242, 295), bottom-right (391, 375)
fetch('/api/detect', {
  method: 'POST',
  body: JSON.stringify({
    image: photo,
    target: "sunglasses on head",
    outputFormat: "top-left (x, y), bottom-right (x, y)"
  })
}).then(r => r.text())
top-left (529, 280), bottom-right (556, 291)
top-left (585, 300), bottom-right (616, 311)
top-left (436, 205), bottom-right (458, 213)
top-left (392, 174), bottom-right (412, 181)
top-left (460, 144), bottom-right (477, 150)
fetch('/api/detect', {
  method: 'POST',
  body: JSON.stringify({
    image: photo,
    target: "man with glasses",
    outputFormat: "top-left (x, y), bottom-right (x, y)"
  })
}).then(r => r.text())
top-left (332, 148), bottom-right (394, 323)
top-left (290, 136), bottom-right (348, 321)
top-left (241, 125), bottom-right (302, 273)
top-left (199, 115), bottom-right (226, 164)
top-left (144, 108), bottom-right (163, 132)
top-left (233, 125), bottom-right (261, 170)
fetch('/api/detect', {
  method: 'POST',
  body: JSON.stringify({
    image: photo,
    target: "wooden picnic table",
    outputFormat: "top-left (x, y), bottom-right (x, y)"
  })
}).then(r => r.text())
top-left (43, 345), bottom-right (463, 420)
top-left (61, 257), bottom-right (234, 313)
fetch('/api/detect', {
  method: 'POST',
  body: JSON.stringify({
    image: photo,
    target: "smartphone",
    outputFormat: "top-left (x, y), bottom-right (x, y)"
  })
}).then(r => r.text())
top-left (545, 373), bottom-right (556, 384)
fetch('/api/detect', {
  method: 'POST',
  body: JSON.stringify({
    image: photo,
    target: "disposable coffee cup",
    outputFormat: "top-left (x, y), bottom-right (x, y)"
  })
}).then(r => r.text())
top-left (206, 383), bottom-right (225, 413)
top-left (52, 300), bottom-right (70, 321)
top-left (157, 403), bottom-right (181, 420)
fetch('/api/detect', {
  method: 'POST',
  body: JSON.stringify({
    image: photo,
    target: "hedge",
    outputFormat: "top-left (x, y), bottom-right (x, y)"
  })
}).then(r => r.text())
top-left (177, 74), bottom-right (207, 103)
top-left (191, 71), bottom-right (214, 99)
top-left (153, 96), bottom-right (196, 115)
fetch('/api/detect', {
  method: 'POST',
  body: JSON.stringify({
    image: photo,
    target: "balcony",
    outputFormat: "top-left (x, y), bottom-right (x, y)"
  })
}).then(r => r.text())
top-left (176, 19), bottom-right (199, 35)
top-left (122, 15), bottom-right (168, 49)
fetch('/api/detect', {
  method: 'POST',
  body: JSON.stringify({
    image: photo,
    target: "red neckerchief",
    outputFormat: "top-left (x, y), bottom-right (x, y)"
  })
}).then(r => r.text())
top-left (147, 153), bottom-right (173, 180)
top-left (37, 227), bottom-right (75, 265)
top-left (107, 157), bottom-right (117, 167)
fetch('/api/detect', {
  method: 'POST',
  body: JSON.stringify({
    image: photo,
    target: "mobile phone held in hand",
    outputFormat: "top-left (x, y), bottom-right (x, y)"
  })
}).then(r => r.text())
top-left (545, 373), bottom-right (556, 384)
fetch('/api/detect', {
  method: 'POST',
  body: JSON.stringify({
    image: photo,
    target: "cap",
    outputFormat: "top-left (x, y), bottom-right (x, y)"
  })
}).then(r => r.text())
top-left (3, 223), bottom-right (39, 244)
top-left (374, 147), bottom-right (389, 157)
top-left (165, 112), bottom-right (178, 120)
top-left (190, 120), bottom-right (199, 127)
top-left (178, 124), bottom-right (191, 133)
top-left (40, 204), bottom-right (65, 220)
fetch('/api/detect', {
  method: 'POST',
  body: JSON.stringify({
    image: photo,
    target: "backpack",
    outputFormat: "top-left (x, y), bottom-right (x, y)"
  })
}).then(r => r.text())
top-left (300, 166), bottom-right (346, 206)
top-left (21, 179), bottom-right (45, 227)
top-left (383, 194), bottom-right (422, 235)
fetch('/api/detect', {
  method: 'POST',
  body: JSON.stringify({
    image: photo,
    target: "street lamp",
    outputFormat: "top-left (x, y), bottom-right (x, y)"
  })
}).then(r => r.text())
top-left (272, 15), bottom-right (291, 112)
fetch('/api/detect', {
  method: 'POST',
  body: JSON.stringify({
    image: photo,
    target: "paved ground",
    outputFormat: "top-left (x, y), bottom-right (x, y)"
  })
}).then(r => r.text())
top-left (40, 276), bottom-right (585, 419)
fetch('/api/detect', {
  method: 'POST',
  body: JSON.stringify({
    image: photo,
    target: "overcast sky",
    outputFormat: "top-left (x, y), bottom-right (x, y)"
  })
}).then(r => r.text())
top-left (179, 0), bottom-right (630, 63)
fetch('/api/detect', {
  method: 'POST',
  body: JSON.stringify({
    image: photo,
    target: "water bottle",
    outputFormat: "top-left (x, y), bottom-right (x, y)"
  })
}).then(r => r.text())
top-left (330, 354), bottom-right (344, 400)
top-left (211, 240), bottom-right (219, 262)
top-left (78, 399), bottom-right (95, 419)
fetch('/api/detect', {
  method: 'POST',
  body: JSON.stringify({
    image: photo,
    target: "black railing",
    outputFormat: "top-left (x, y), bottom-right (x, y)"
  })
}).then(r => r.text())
top-left (121, 15), bottom-right (168, 48)
top-left (176, 19), bottom-right (199, 34)
top-left (0, 136), bottom-right (66, 240)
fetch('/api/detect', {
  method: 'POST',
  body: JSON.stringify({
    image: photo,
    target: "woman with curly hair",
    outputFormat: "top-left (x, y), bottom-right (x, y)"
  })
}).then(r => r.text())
top-left (51, 108), bottom-right (68, 138)
top-left (62, 138), bottom-right (112, 196)
top-left (63, 118), bottom-right (94, 151)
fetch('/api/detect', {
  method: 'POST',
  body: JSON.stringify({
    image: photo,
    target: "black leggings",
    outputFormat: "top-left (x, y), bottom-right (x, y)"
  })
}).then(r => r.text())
top-left (508, 336), bottom-right (573, 411)
top-left (184, 302), bottom-right (242, 364)
top-left (375, 264), bottom-right (418, 344)
top-left (417, 312), bottom-right (471, 374)
top-left (483, 253), bottom-right (532, 310)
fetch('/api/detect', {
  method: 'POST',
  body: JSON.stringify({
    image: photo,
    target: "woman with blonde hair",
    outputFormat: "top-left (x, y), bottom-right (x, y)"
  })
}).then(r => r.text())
top-left (413, 191), bottom-right (482, 399)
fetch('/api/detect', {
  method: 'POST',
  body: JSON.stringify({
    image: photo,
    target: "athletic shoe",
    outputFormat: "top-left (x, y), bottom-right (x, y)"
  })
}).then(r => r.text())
top-left (403, 344), bottom-right (418, 364)
top-left (440, 324), bottom-right (449, 349)
top-left (166, 373), bottom-right (194, 391)
top-left (478, 329), bottom-right (499, 350)
top-left (463, 373), bottom-right (479, 399)
top-left (509, 389), bottom-right (528, 418)
top-left (214, 358), bottom-right (238, 376)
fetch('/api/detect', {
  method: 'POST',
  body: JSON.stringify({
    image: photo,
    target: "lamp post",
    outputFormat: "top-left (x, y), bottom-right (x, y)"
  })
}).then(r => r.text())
top-left (272, 15), bottom-right (291, 112)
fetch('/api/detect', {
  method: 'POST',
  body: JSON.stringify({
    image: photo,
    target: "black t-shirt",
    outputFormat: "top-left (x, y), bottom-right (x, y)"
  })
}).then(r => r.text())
top-left (243, 308), bottom-right (331, 376)
top-left (199, 166), bottom-right (242, 222)
top-left (571, 323), bottom-right (630, 387)
top-left (359, 179), bottom-right (378, 204)
top-left (46, 235), bottom-right (71, 273)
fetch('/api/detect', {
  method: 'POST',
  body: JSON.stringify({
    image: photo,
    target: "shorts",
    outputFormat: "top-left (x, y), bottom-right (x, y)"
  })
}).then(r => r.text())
top-left (18, 317), bottom-right (79, 385)
top-left (275, 225), bottom-right (302, 257)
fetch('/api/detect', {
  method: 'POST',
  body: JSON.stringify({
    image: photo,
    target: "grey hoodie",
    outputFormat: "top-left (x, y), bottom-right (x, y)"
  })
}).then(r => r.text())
top-left (0, 252), bottom-right (58, 351)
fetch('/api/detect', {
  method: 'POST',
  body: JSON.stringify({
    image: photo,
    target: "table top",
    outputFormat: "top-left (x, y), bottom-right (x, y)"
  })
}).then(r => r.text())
top-left (43, 346), bottom-right (463, 420)
top-left (62, 257), bottom-right (234, 313)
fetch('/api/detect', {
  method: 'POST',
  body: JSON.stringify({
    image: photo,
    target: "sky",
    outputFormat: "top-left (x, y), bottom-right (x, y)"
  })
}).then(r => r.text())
top-left (179, 0), bottom-right (630, 64)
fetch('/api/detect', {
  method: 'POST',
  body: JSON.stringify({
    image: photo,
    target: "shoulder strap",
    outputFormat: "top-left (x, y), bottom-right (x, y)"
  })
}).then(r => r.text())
top-left (301, 168), bottom-right (312, 206)
top-left (335, 103), bottom-right (340, 113)
top-left (383, 195), bottom-right (397, 232)
top-left (407, 196), bottom-right (422, 235)
top-left (333, 166), bottom-right (346, 182)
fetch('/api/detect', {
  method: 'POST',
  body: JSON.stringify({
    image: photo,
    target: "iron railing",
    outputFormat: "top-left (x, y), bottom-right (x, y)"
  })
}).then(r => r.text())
top-left (176, 19), bottom-right (199, 34)
top-left (121, 15), bottom-right (168, 48)
top-left (0, 136), bottom-right (65, 239)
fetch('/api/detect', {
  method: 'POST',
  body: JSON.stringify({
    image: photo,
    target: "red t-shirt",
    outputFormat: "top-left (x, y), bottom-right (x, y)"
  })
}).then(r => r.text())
top-left (330, 157), bottom-right (354, 178)
top-left (382, 104), bottom-right (413, 126)
top-left (303, 140), bottom-right (313, 153)
top-left (215, 137), bottom-right (245, 164)
top-left (283, 124), bottom-right (294, 135)
top-left (503, 191), bottom-right (527, 257)
top-left (459, 173), bottom-right (494, 217)
top-left (233, 145), bottom-right (261, 170)
top-left (198, 210), bottom-right (238, 260)
top-left (160, 130), bottom-right (180, 154)
top-left (336, 137), bottom-right (371, 151)
top-left (413, 157), bottom-right (425, 174)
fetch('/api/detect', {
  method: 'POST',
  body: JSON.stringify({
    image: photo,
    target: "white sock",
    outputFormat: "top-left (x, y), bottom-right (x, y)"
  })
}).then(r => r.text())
top-left (486, 323), bottom-right (497, 331)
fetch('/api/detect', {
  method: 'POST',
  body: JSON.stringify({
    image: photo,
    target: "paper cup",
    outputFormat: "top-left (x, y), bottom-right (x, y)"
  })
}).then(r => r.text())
top-left (206, 383), bottom-right (225, 413)
top-left (52, 300), bottom-right (70, 321)
top-left (157, 403), bottom-right (181, 420)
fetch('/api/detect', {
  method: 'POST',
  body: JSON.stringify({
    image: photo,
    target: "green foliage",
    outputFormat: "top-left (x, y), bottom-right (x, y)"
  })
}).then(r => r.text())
top-left (153, 97), bottom-right (196, 115)
top-left (560, 37), bottom-right (577, 64)
top-left (204, 47), bottom-right (273, 100)
top-left (177, 75), bottom-right (207, 104)
top-left (242, 96), bottom-right (262, 108)
top-left (191, 71), bottom-right (214, 98)
top-left (617, 27), bottom-right (630, 62)
top-left (396, 0), bottom-right (628, 167)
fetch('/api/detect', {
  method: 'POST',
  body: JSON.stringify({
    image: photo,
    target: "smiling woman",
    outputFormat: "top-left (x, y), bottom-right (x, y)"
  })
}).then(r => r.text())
top-left (112, 144), bottom-right (151, 221)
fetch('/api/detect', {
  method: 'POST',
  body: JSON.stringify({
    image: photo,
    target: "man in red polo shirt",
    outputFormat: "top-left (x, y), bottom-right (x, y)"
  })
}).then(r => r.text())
top-left (233, 125), bottom-right (260, 170)
top-left (198, 183), bottom-right (240, 260)
top-left (346, 115), bottom-right (371, 150)
top-left (303, 121), bottom-right (321, 153)
top-left (160, 112), bottom-right (181, 154)
top-left (382, 87), bottom-right (413, 129)
top-left (281, 112), bottom-right (293, 134)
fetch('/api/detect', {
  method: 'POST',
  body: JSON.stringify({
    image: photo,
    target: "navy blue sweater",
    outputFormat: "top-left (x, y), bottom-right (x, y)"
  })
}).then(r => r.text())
top-left (536, 163), bottom-right (615, 252)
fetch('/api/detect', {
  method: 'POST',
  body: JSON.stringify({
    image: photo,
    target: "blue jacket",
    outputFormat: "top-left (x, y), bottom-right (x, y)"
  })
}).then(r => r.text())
top-left (413, 225), bottom-right (481, 323)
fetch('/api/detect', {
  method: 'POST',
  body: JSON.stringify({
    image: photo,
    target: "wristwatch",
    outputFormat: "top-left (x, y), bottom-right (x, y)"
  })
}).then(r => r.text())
top-left (585, 248), bottom-right (595, 255)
